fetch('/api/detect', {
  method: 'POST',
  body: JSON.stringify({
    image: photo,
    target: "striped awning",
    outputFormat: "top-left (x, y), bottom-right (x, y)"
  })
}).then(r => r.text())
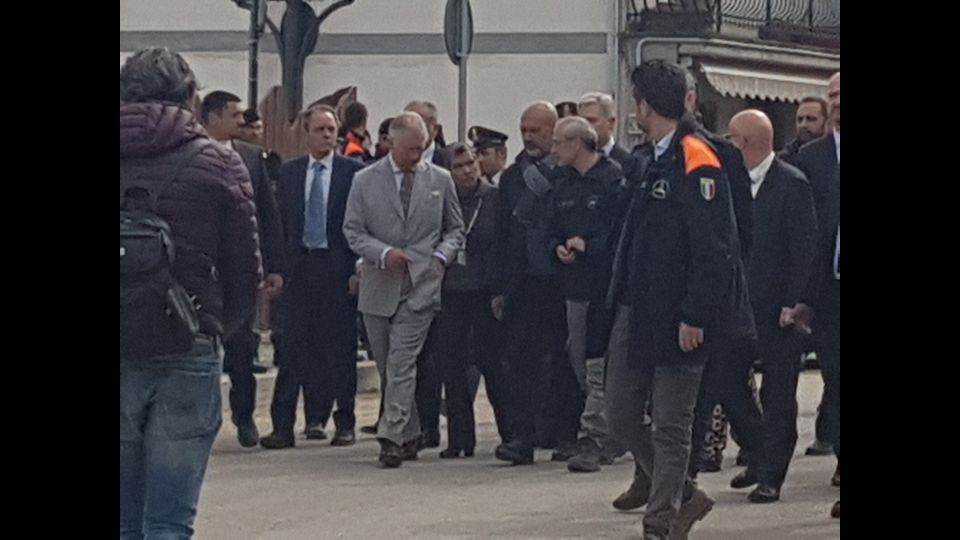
top-left (699, 63), bottom-right (829, 103)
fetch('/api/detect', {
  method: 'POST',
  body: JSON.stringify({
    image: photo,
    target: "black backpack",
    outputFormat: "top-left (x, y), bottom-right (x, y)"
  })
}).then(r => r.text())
top-left (120, 140), bottom-right (208, 360)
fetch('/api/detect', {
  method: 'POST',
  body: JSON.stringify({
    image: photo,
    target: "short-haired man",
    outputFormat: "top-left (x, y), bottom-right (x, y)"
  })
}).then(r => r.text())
top-left (120, 47), bottom-right (261, 538)
top-left (343, 112), bottom-right (465, 468)
top-left (201, 90), bottom-right (285, 448)
top-left (606, 60), bottom-right (748, 539)
top-left (259, 104), bottom-right (365, 450)
top-left (779, 97), bottom-right (829, 162)
top-left (546, 116), bottom-right (624, 473)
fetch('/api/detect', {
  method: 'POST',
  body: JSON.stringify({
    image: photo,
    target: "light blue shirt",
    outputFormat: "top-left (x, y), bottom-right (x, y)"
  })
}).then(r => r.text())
top-left (304, 151), bottom-right (334, 248)
top-left (833, 129), bottom-right (840, 164)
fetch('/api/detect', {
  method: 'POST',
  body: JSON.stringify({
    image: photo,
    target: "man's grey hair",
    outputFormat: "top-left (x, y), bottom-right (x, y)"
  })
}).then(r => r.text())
top-left (389, 111), bottom-right (428, 140)
top-left (557, 116), bottom-right (599, 152)
top-left (578, 92), bottom-right (616, 118)
top-left (404, 100), bottom-right (439, 116)
top-left (300, 103), bottom-right (339, 131)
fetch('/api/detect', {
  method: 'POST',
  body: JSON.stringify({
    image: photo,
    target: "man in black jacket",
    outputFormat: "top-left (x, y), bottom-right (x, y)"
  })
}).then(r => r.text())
top-left (201, 90), bottom-right (285, 448)
top-left (794, 71), bottom-right (841, 518)
top-left (778, 97), bottom-right (828, 163)
top-left (605, 61), bottom-right (751, 540)
top-left (493, 101), bottom-right (580, 465)
top-left (434, 143), bottom-right (512, 458)
top-left (723, 110), bottom-right (818, 503)
top-left (546, 117), bottom-right (624, 473)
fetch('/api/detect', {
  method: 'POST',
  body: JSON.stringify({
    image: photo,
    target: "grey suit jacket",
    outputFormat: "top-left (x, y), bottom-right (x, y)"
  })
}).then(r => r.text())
top-left (343, 157), bottom-right (465, 317)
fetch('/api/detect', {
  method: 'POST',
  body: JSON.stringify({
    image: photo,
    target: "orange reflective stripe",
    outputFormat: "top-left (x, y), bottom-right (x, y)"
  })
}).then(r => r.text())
top-left (681, 135), bottom-right (721, 174)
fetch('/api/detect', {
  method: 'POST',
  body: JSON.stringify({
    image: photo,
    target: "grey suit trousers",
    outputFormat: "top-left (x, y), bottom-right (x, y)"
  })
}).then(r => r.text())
top-left (364, 302), bottom-right (437, 445)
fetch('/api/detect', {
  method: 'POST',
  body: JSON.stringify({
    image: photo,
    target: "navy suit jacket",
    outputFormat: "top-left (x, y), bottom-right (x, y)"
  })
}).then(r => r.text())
top-left (276, 154), bottom-right (364, 286)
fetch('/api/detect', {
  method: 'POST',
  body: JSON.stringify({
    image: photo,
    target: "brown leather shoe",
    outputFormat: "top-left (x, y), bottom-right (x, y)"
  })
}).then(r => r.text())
top-left (830, 500), bottom-right (840, 519)
top-left (669, 487), bottom-right (715, 540)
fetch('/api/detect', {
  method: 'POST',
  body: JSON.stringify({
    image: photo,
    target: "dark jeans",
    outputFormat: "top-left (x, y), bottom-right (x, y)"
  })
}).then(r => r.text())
top-left (436, 290), bottom-right (513, 449)
top-left (224, 318), bottom-right (258, 427)
top-left (120, 337), bottom-right (222, 540)
top-left (605, 305), bottom-right (705, 536)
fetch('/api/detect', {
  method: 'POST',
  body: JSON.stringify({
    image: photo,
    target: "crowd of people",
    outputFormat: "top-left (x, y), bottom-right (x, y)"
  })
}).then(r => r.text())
top-left (120, 46), bottom-right (840, 539)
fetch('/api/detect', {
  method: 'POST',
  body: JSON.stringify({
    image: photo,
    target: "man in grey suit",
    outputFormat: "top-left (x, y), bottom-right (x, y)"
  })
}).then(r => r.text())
top-left (343, 112), bottom-right (465, 468)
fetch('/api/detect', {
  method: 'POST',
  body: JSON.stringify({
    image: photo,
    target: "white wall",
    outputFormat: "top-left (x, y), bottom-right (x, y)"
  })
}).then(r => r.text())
top-left (120, 0), bottom-right (615, 33)
top-left (120, 0), bottom-right (618, 157)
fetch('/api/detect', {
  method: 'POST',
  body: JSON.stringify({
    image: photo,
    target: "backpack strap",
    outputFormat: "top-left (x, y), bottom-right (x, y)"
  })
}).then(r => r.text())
top-left (120, 138), bottom-right (212, 211)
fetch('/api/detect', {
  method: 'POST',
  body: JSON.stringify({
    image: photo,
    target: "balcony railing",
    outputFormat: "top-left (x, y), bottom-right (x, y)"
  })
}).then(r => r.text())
top-left (626, 0), bottom-right (840, 40)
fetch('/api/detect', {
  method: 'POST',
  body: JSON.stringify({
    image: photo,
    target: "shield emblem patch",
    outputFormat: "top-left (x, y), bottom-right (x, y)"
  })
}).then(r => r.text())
top-left (699, 178), bottom-right (716, 201)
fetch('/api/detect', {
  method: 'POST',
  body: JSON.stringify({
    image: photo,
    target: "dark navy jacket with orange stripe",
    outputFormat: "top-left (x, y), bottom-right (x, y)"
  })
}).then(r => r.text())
top-left (608, 117), bottom-right (754, 365)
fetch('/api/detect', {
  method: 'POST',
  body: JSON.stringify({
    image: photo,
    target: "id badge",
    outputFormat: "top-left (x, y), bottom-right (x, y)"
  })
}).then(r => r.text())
top-left (456, 250), bottom-right (467, 266)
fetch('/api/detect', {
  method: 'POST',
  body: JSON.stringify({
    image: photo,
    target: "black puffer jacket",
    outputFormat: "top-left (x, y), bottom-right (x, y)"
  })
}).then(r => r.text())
top-left (120, 102), bottom-right (262, 339)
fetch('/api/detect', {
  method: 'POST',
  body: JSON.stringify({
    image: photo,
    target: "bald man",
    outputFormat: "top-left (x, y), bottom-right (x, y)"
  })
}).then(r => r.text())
top-left (494, 102), bottom-right (582, 465)
top-left (723, 110), bottom-right (818, 503)
top-left (794, 72), bottom-right (840, 518)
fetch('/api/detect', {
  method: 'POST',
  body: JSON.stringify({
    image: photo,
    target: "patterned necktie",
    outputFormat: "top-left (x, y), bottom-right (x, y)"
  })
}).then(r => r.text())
top-left (400, 170), bottom-right (414, 217)
top-left (303, 161), bottom-right (327, 248)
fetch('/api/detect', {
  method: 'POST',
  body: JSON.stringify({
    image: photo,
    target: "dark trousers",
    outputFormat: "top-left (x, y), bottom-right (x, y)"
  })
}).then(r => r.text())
top-left (502, 274), bottom-right (577, 448)
top-left (817, 279), bottom-right (841, 460)
top-left (436, 290), bottom-right (513, 450)
top-left (269, 252), bottom-right (356, 435)
top-left (416, 320), bottom-right (442, 439)
top-left (224, 316), bottom-right (259, 427)
top-left (750, 325), bottom-right (805, 488)
top-left (689, 336), bottom-right (763, 477)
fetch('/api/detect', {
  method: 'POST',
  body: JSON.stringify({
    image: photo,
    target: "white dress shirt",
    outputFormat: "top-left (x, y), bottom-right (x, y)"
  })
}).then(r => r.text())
top-left (489, 170), bottom-right (503, 187)
top-left (654, 130), bottom-right (676, 161)
top-left (748, 151), bottom-right (776, 199)
top-left (602, 138), bottom-right (616, 158)
top-left (422, 141), bottom-right (437, 165)
top-left (833, 129), bottom-right (840, 164)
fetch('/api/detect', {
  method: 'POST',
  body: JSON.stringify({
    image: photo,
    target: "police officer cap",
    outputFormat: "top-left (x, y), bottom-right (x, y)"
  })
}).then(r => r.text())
top-left (468, 126), bottom-right (508, 150)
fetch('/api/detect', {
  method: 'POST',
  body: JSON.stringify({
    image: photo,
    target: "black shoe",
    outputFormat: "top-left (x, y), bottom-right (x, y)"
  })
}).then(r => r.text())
top-left (748, 484), bottom-right (781, 503)
top-left (378, 440), bottom-right (403, 469)
top-left (731, 469), bottom-right (759, 489)
top-left (831, 464), bottom-right (840, 487)
top-left (805, 440), bottom-right (834, 456)
top-left (303, 424), bottom-right (327, 440)
top-left (360, 424), bottom-right (378, 435)
top-left (402, 440), bottom-right (419, 461)
top-left (331, 430), bottom-right (356, 447)
top-left (495, 441), bottom-right (534, 465)
top-left (735, 449), bottom-right (750, 467)
top-left (236, 422), bottom-right (260, 448)
top-left (251, 362), bottom-right (269, 374)
top-left (551, 443), bottom-right (577, 462)
top-left (260, 432), bottom-right (295, 450)
top-left (418, 430), bottom-right (441, 450)
top-left (439, 447), bottom-right (474, 459)
top-left (831, 500), bottom-right (840, 519)
top-left (567, 438), bottom-right (601, 473)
